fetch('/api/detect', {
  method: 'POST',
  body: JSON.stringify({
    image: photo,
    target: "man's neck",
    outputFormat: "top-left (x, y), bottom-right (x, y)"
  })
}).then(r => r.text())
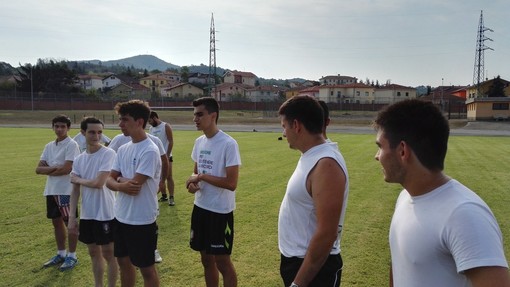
top-left (204, 126), bottom-right (220, 138)
top-left (130, 129), bottom-right (148, 143)
top-left (86, 144), bottom-right (102, 154)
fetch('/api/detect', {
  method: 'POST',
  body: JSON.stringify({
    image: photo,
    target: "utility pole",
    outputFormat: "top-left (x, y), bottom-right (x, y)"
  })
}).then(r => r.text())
top-left (472, 10), bottom-right (493, 98)
top-left (208, 13), bottom-right (217, 100)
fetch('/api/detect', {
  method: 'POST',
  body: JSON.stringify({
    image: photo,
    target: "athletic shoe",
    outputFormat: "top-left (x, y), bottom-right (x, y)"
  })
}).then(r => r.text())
top-left (43, 255), bottom-right (65, 268)
top-left (59, 256), bottom-right (78, 271)
top-left (168, 196), bottom-right (175, 206)
top-left (158, 195), bottom-right (168, 202)
top-left (155, 250), bottom-right (162, 263)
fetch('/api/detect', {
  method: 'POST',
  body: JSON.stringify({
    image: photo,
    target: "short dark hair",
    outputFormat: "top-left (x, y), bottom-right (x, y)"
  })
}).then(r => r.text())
top-left (192, 97), bottom-right (220, 123)
top-left (374, 99), bottom-right (449, 171)
top-left (278, 95), bottom-right (323, 134)
top-left (318, 100), bottom-right (329, 128)
top-left (80, 116), bottom-right (104, 131)
top-left (52, 115), bottom-right (71, 128)
top-left (114, 100), bottom-right (151, 128)
top-left (150, 111), bottom-right (159, 119)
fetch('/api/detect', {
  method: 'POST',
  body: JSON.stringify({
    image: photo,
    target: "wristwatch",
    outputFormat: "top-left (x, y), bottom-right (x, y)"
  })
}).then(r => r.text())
top-left (290, 283), bottom-right (299, 287)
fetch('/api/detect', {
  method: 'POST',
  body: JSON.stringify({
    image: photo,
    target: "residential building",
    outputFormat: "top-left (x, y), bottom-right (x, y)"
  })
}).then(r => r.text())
top-left (223, 70), bottom-right (257, 87)
top-left (375, 84), bottom-right (417, 104)
top-left (214, 83), bottom-right (249, 101)
top-left (140, 72), bottom-right (181, 92)
top-left (77, 75), bottom-right (103, 90)
top-left (102, 74), bottom-right (121, 89)
top-left (188, 73), bottom-right (209, 85)
top-left (318, 83), bottom-right (375, 104)
top-left (465, 76), bottom-right (510, 121)
top-left (298, 86), bottom-right (320, 98)
top-left (319, 74), bottom-right (357, 85)
top-left (246, 85), bottom-right (281, 102)
top-left (108, 83), bottom-right (151, 99)
top-left (161, 83), bottom-right (204, 98)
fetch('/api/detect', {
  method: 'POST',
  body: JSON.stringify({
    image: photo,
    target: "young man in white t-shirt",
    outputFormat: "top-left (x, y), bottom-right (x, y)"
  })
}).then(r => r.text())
top-left (36, 115), bottom-right (80, 271)
top-left (68, 116), bottom-right (118, 287)
top-left (106, 100), bottom-right (161, 287)
top-left (374, 99), bottom-right (510, 287)
top-left (148, 111), bottom-right (175, 205)
top-left (186, 97), bottom-right (241, 287)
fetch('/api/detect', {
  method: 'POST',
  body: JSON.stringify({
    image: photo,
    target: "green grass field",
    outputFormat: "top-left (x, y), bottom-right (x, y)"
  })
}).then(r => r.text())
top-left (1, 126), bottom-right (509, 286)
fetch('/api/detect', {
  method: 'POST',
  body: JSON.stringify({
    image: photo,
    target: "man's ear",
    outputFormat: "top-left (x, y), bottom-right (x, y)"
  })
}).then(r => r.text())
top-left (80, 129), bottom-right (86, 136)
top-left (399, 141), bottom-right (412, 160)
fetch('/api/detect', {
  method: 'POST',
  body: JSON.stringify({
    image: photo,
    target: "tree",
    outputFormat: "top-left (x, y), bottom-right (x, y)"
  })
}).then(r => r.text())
top-left (180, 66), bottom-right (189, 83)
top-left (15, 59), bottom-right (79, 94)
top-left (487, 76), bottom-right (506, 97)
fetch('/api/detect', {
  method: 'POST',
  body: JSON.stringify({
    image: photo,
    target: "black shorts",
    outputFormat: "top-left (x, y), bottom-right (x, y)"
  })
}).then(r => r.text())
top-left (79, 219), bottom-right (115, 245)
top-left (113, 218), bottom-right (158, 268)
top-left (190, 205), bottom-right (234, 255)
top-left (168, 155), bottom-right (173, 163)
top-left (46, 195), bottom-right (77, 222)
top-left (280, 253), bottom-right (343, 287)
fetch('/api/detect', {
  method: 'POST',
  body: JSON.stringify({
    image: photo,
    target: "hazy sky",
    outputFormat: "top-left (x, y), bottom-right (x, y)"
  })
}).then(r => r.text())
top-left (1, 0), bottom-right (508, 87)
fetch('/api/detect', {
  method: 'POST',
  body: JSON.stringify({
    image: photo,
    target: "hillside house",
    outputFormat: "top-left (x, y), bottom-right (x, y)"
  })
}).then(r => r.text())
top-left (223, 70), bottom-right (256, 87)
top-left (246, 85), bottom-right (281, 102)
top-left (140, 72), bottom-right (181, 92)
top-left (102, 74), bottom-right (121, 89)
top-left (161, 83), bottom-right (204, 98)
top-left (319, 75), bottom-right (357, 85)
top-left (77, 75), bottom-right (103, 90)
top-left (108, 83), bottom-right (151, 99)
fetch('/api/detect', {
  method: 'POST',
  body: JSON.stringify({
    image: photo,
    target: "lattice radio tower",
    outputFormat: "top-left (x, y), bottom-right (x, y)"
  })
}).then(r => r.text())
top-left (472, 10), bottom-right (493, 97)
top-left (208, 13), bottom-right (217, 98)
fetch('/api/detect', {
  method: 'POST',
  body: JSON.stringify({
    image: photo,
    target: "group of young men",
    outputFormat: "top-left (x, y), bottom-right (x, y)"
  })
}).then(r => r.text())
top-left (36, 95), bottom-right (510, 287)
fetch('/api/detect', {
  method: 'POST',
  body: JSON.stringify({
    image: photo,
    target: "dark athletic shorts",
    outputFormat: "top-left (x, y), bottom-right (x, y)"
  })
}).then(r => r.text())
top-left (280, 253), bottom-right (343, 287)
top-left (190, 205), bottom-right (234, 255)
top-left (113, 218), bottom-right (158, 268)
top-left (79, 219), bottom-right (115, 245)
top-left (46, 195), bottom-right (77, 223)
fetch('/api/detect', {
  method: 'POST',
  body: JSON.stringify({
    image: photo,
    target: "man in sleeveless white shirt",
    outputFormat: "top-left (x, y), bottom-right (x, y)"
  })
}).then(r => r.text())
top-left (148, 111), bottom-right (175, 206)
top-left (186, 97), bottom-right (241, 287)
top-left (36, 115), bottom-right (80, 271)
top-left (68, 116), bottom-right (118, 287)
top-left (374, 99), bottom-right (510, 287)
top-left (278, 95), bottom-right (349, 287)
top-left (106, 100), bottom-right (161, 287)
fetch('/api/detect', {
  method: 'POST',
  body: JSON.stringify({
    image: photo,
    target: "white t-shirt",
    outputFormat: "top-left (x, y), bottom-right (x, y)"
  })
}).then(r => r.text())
top-left (112, 137), bottom-right (161, 225)
top-left (40, 137), bottom-right (80, 196)
top-left (73, 132), bottom-right (111, 153)
top-left (390, 179), bottom-right (508, 287)
top-left (71, 146), bottom-right (116, 221)
top-left (109, 133), bottom-right (165, 157)
top-left (191, 130), bottom-right (241, 214)
top-left (278, 142), bottom-right (349, 258)
top-left (149, 121), bottom-right (172, 156)
top-left (108, 134), bottom-right (132, 152)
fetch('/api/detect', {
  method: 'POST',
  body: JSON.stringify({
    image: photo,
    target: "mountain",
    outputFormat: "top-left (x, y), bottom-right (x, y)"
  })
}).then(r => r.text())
top-left (80, 54), bottom-right (180, 72)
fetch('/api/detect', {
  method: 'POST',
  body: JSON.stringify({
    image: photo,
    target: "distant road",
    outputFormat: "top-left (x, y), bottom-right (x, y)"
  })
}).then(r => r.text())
top-left (2, 122), bottom-right (509, 136)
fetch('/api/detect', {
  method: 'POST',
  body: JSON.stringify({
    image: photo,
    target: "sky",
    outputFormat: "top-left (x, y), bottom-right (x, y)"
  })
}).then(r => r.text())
top-left (1, 0), bottom-right (509, 87)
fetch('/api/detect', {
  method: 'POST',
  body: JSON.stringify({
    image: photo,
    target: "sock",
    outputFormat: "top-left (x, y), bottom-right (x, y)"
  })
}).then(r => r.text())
top-left (57, 250), bottom-right (66, 257)
top-left (67, 252), bottom-right (77, 259)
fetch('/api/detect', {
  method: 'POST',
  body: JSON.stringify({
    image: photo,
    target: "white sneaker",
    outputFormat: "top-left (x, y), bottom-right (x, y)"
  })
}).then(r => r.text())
top-left (154, 250), bottom-right (162, 263)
